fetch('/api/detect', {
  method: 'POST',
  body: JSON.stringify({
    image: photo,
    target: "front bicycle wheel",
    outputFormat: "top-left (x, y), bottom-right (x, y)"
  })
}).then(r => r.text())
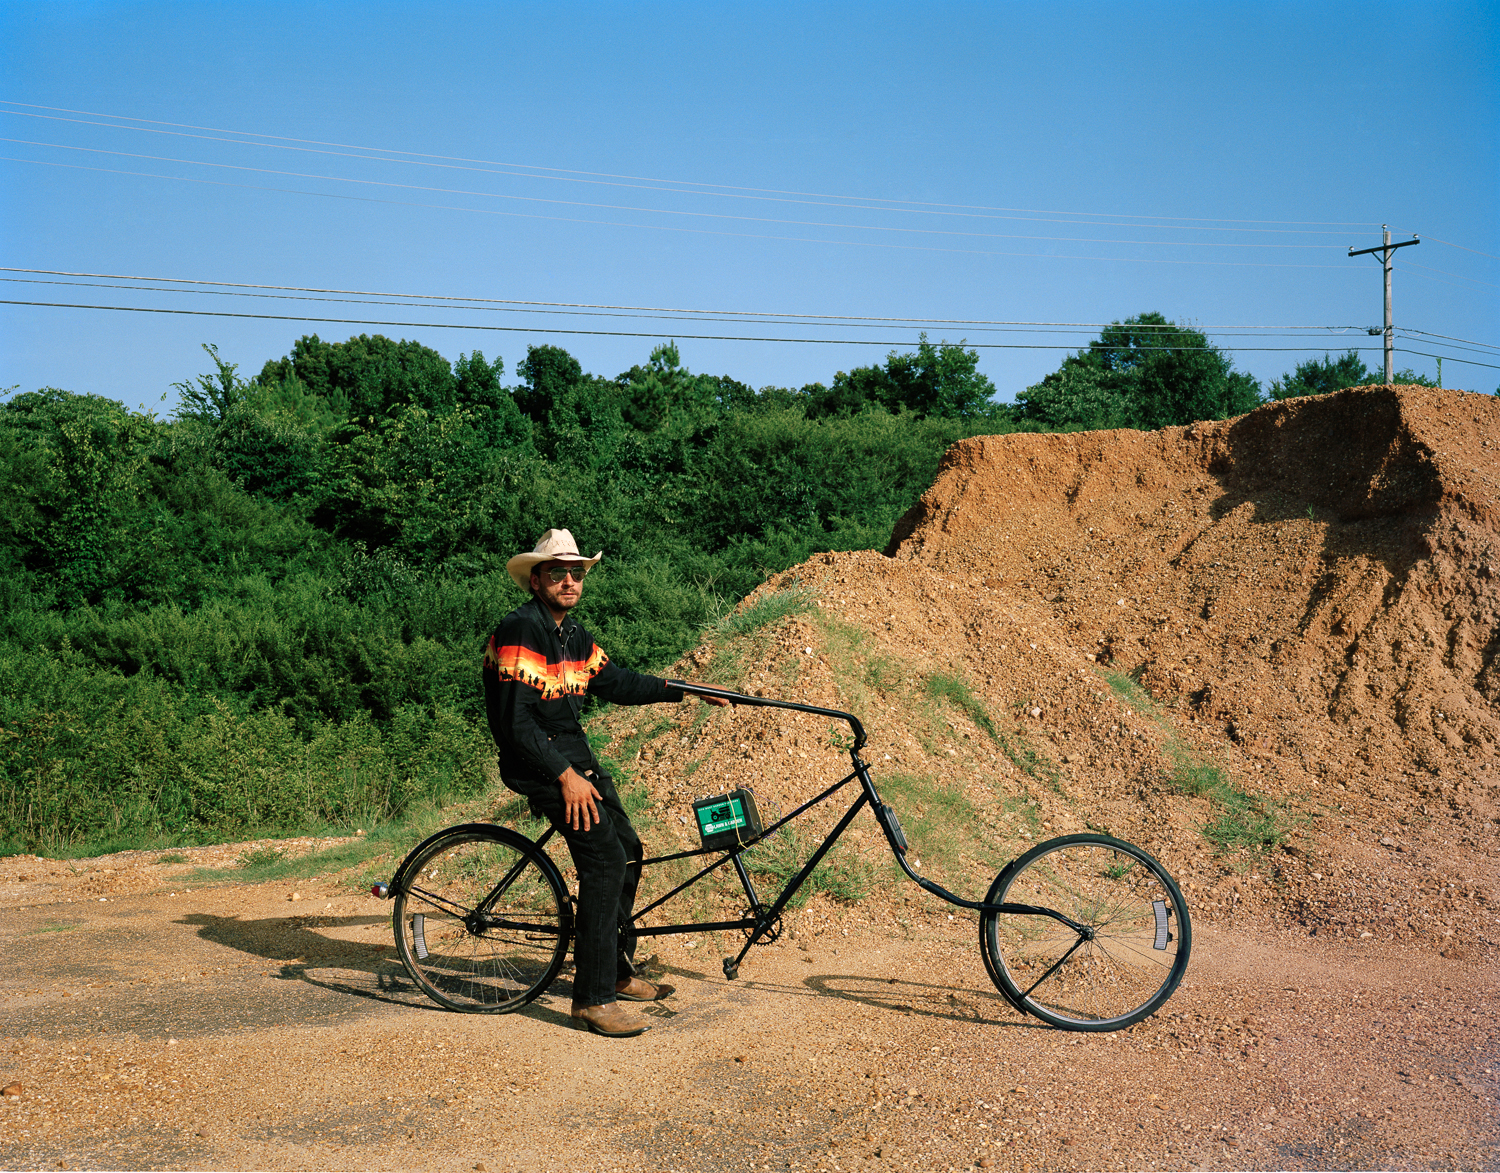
top-left (392, 825), bottom-right (570, 1012)
top-left (979, 834), bottom-right (1191, 1031)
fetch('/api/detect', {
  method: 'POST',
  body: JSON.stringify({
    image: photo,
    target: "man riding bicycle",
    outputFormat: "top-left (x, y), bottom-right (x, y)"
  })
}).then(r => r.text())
top-left (483, 529), bottom-right (727, 1037)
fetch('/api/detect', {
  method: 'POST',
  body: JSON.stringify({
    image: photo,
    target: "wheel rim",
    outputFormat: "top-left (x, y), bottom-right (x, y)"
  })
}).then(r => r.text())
top-left (396, 831), bottom-right (566, 1012)
top-left (991, 839), bottom-right (1187, 1028)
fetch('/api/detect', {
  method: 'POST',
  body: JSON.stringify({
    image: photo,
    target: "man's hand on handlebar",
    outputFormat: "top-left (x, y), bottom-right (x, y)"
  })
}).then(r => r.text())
top-left (682, 680), bottom-right (733, 707)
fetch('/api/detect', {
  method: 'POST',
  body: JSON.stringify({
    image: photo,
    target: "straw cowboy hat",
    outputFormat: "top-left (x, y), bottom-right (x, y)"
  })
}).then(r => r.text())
top-left (506, 528), bottom-right (603, 591)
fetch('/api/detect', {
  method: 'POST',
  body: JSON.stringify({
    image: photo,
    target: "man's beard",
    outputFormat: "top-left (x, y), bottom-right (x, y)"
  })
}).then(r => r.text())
top-left (538, 587), bottom-right (579, 612)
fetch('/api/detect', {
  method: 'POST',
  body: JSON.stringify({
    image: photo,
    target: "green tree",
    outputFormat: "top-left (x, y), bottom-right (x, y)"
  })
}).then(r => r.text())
top-left (253, 373), bottom-right (345, 431)
top-left (0, 389), bottom-right (155, 605)
top-left (1386, 367), bottom-right (1440, 388)
top-left (451, 349), bottom-right (530, 449)
top-left (616, 342), bottom-right (719, 434)
top-left (173, 343), bottom-right (250, 424)
top-left (256, 334), bottom-right (457, 420)
top-left (514, 344), bottom-right (586, 424)
top-left (1012, 360), bottom-right (1131, 431)
top-left (1015, 313), bottom-right (1261, 430)
top-left (1132, 340), bottom-right (1261, 431)
top-left (809, 335), bottom-right (1001, 420)
top-left (1268, 350), bottom-right (1375, 400)
top-left (174, 343), bottom-right (325, 501)
top-left (513, 344), bottom-right (633, 466)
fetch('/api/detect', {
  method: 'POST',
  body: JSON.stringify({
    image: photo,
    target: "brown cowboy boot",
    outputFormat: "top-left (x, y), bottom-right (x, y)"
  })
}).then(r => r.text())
top-left (570, 1001), bottom-right (651, 1038)
top-left (615, 976), bottom-right (676, 1002)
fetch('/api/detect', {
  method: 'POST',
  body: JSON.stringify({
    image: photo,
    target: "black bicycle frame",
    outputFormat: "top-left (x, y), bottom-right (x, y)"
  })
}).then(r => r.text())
top-left (515, 681), bottom-right (1091, 977)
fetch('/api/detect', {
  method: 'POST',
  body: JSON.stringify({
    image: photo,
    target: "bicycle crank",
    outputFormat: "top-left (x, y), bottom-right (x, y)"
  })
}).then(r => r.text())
top-left (742, 904), bottom-right (783, 944)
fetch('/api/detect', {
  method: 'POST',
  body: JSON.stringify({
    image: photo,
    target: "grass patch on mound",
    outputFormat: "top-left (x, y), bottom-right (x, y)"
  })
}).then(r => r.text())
top-left (488, 793), bottom-right (552, 840)
top-left (924, 672), bottom-right (1064, 795)
top-left (591, 715), bottom-right (671, 821)
top-left (188, 796), bottom-right (496, 888)
top-left (1166, 749), bottom-right (1294, 853)
top-left (699, 584), bottom-right (815, 686)
top-left (211, 837), bottom-right (383, 885)
top-left (874, 770), bottom-right (1012, 877)
top-left (809, 611), bottom-right (884, 715)
top-left (1103, 670), bottom-right (1294, 853)
top-left (707, 583), bottom-right (815, 641)
top-left (236, 844), bottom-right (287, 869)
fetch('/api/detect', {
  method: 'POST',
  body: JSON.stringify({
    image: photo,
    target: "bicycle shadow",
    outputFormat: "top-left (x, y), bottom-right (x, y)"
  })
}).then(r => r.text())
top-left (649, 955), bottom-right (1039, 1029)
top-left (178, 911), bottom-right (438, 1009)
top-left (174, 912), bottom-right (608, 1032)
top-left (741, 972), bottom-right (1044, 1032)
top-left (800, 973), bottom-right (1040, 1028)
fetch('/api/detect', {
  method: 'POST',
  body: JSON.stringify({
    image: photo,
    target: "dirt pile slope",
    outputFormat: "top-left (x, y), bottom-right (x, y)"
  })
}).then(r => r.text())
top-left (890, 382), bottom-right (1500, 780)
top-left (603, 386), bottom-right (1498, 962)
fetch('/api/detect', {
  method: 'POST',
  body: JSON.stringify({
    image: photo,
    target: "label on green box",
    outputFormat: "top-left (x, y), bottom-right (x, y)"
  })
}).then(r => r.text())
top-left (698, 796), bottom-right (746, 836)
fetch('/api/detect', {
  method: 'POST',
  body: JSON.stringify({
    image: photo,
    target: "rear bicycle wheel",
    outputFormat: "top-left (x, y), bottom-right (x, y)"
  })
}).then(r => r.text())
top-left (979, 834), bottom-right (1191, 1031)
top-left (392, 824), bottom-right (570, 1012)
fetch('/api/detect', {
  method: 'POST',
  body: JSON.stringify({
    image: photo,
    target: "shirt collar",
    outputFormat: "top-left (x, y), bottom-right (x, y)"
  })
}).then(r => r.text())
top-left (529, 594), bottom-right (575, 640)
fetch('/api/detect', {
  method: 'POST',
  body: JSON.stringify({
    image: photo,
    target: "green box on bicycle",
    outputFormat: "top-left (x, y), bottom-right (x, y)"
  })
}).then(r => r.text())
top-left (692, 788), bottom-right (764, 850)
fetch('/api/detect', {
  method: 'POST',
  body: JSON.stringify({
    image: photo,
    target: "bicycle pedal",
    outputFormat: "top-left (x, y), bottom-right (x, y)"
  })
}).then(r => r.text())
top-left (722, 958), bottom-right (739, 980)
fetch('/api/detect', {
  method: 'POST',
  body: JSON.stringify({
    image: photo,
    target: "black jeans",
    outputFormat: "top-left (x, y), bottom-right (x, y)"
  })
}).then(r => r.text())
top-left (526, 771), bottom-right (642, 1006)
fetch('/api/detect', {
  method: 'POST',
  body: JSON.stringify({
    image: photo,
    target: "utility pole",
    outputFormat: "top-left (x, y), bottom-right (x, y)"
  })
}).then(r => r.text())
top-left (1349, 225), bottom-right (1420, 383)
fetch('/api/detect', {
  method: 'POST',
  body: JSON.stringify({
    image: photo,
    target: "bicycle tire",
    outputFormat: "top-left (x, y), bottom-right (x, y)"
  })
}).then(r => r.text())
top-left (979, 833), bottom-right (1191, 1031)
top-left (392, 824), bottom-right (571, 1013)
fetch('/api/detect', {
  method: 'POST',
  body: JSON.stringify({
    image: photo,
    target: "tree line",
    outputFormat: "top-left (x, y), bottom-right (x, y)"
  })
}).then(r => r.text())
top-left (0, 314), bottom-right (1425, 852)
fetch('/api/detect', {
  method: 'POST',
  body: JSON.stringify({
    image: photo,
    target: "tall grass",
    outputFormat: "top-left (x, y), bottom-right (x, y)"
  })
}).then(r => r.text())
top-left (745, 826), bottom-right (870, 908)
top-left (873, 770), bottom-right (1007, 877)
top-left (0, 643), bottom-right (491, 855)
top-left (705, 584), bottom-right (815, 641)
top-left (698, 585), bottom-right (815, 686)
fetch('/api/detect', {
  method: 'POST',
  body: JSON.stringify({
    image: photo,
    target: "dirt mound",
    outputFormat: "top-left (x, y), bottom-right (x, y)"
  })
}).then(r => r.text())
top-left (887, 384), bottom-right (1500, 800)
top-left (605, 386), bottom-right (1498, 961)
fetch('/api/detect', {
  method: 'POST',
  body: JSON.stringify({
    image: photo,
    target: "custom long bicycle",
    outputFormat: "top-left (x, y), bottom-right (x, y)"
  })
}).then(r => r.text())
top-left (373, 684), bottom-right (1192, 1032)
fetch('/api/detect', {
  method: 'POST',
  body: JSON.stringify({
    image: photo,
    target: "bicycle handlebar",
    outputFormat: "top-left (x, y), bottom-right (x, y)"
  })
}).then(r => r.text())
top-left (666, 680), bottom-right (867, 755)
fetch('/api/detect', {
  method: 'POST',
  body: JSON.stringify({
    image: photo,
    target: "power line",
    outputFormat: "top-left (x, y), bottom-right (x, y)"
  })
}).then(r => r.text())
top-left (1394, 331), bottom-right (1500, 358)
top-left (1398, 349), bottom-right (1500, 372)
top-left (0, 266), bottom-right (1375, 331)
top-left (0, 296), bottom-right (1442, 359)
top-left (1, 155), bottom-right (1359, 272)
top-left (0, 99), bottom-right (1380, 230)
top-left (6, 275), bottom-right (1137, 335)
top-left (0, 276), bottom-right (1358, 339)
top-left (2, 276), bottom-right (1386, 343)
top-left (0, 138), bottom-right (1352, 252)
top-left (0, 108), bottom-right (1373, 239)
top-left (1398, 327), bottom-right (1500, 351)
top-left (1390, 232), bottom-right (1500, 262)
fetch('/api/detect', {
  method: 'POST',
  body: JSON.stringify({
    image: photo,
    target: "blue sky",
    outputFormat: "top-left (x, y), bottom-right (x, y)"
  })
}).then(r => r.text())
top-left (3, 0), bottom-right (1496, 414)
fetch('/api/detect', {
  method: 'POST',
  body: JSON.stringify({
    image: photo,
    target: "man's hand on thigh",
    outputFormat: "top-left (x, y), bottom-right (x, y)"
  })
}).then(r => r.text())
top-left (560, 766), bottom-right (604, 830)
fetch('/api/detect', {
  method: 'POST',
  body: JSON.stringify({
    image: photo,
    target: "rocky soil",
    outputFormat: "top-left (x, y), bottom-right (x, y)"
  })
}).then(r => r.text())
top-left (2, 385), bottom-right (1497, 1171)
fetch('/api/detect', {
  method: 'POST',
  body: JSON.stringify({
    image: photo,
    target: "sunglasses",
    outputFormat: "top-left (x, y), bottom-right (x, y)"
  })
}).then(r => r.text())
top-left (543, 565), bottom-right (590, 583)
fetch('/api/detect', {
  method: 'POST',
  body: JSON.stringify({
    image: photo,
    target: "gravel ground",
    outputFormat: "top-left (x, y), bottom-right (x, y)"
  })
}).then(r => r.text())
top-left (0, 844), bottom-right (1496, 1172)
